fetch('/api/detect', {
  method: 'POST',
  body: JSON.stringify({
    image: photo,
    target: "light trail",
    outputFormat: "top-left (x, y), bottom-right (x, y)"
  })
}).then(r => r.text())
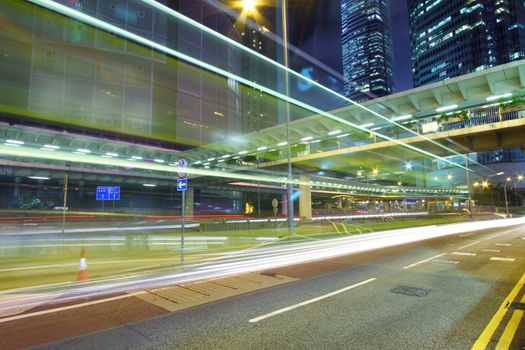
top-left (1, 218), bottom-right (524, 318)
top-left (26, 0), bottom-right (471, 171)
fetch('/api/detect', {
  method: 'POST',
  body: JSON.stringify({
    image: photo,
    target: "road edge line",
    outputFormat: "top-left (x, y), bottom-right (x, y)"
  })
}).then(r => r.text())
top-left (0, 292), bottom-right (144, 324)
top-left (471, 270), bottom-right (525, 350)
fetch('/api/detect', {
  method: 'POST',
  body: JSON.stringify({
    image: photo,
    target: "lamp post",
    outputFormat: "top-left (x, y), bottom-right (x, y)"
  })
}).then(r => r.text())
top-left (280, 0), bottom-right (294, 236)
top-left (240, 0), bottom-right (294, 235)
top-left (464, 155), bottom-right (473, 218)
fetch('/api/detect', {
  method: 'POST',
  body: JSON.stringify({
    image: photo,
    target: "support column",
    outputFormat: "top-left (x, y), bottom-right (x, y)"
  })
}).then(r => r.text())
top-left (184, 188), bottom-right (194, 218)
top-left (13, 176), bottom-right (20, 199)
top-left (336, 197), bottom-right (343, 209)
top-left (299, 176), bottom-right (312, 220)
top-left (281, 193), bottom-right (288, 216)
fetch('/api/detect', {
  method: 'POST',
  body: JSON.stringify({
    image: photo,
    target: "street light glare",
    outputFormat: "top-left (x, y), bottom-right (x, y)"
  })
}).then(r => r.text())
top-left (241, 0), bottom-right (256, 13)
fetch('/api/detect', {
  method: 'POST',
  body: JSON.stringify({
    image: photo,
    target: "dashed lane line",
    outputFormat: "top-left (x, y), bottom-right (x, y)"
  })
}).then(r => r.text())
top-left (495, 243), bottom-right (512, 247)
top-left (489, 257), bottom-right (516, 262)
top-left (403, 253), bottom-right (447, 269)
top-left (481, 249), bottom-right (500, 253)
top-left (458, 241), bottom-right (480, 250)
top-left (248, 278), bottom-right (377, 323)
top-left (452, 252), bottom-right (477, 256)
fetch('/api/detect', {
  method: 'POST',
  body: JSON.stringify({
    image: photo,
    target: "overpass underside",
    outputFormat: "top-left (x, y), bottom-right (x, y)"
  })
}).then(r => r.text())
top-left (260, 118), bottom-right (525, 171)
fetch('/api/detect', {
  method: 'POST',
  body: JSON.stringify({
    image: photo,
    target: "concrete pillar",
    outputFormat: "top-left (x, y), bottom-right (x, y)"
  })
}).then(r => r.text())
top-left (184, 188), bottom-right (194, 218)
top-left (281, 193), bottom-right (288, 216)
top-left (336, 197), bottom-right (343, 209)
top-left (299, 176), bottom-right (312, 220)
top-left (13, 176), bottom-right (20, 199)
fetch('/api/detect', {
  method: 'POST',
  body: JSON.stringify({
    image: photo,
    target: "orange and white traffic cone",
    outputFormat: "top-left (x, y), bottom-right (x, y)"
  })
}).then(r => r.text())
top-left (76, 249), bottom-right (89, 282)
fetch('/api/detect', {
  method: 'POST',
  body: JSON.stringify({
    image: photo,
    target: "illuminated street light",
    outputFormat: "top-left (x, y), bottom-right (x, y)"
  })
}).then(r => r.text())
top-left (241, 0), bottom-right (256, 13)
top-left (372, 169), bottom-right (379, 176)
top-left (482, 180), bottom-right (489, 188)
top-left (518, 175), bottom-right (524, 181)
top-left (447, 174), bottom-right (453, 180)
top-left (436, 104), bottom-right (458, 112)
top-left (473, 182), bottom-right (479, 187)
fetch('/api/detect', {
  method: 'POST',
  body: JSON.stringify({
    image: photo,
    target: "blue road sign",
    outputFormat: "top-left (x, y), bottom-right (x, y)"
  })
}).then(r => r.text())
top-left (177, 178), bottom-right (187, 191)
top-left (96, 186), bottom-right (121, 200)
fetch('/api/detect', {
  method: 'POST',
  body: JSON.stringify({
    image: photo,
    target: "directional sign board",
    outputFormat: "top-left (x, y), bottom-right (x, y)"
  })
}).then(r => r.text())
top-left (96, 186), bottom-right (120, 200)
top-left (177, 178), bottom-right (187, 191)
top-left (178, 158), bottom-right (188, 178)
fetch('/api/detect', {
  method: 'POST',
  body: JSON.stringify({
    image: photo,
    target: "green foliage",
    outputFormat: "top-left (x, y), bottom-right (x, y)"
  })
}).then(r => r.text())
top-left (438, 110), bottom-right (469, 123)
top-left (500, 88), bottom-right (525, 110)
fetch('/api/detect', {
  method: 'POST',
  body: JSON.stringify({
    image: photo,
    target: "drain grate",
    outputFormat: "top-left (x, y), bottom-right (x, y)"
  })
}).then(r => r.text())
top-left (391, 286), bottom-right (430, 297)
top-left (507, 302), bottom-right (525, 310)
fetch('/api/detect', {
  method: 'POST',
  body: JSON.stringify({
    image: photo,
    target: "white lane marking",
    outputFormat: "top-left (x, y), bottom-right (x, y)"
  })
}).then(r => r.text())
top-left (481, 249), bottom-right (500, 253)
top-left (248, 278), bottom-right (376, 323)
top-left (458, 241), bottom-right (480, 250)
top-left (403, 253), bottom-right (447, 269)
top-left (432, 258), bottom-right (460, 265)
top-left (459, 233), bottom-right (474, 237)
top-left (489, 257), bottom-right (516, 262)
top-left (452, 252), bottom-right (477, 256)
top-left (495, 243), bottom-right (512, 247)
top-left (0, 292), bottom-right (144, 324)
top-left (522, 237), bottom-right (525, 241)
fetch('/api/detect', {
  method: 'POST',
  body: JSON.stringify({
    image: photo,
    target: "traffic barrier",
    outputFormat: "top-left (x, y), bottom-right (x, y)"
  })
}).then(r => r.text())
top-left (76, 249), bottom-right (88, 282)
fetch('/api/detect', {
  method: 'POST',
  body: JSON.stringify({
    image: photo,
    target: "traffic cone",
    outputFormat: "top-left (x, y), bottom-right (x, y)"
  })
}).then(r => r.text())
top-left (76, 249), bottom-right (89, 282)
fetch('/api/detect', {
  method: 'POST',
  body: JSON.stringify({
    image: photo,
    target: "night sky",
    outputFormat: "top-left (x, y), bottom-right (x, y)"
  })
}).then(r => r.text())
top-left (288, 0), bottom-right (414, 92)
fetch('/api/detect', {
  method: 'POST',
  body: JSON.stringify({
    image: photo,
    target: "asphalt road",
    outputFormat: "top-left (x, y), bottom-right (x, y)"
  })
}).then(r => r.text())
top-left (31, 224), bottom-right (525, 350)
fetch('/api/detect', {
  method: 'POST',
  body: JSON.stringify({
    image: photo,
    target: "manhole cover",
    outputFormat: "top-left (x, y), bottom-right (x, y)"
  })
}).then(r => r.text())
top-left (391, 286), bottom-right (430, 297)
top-left (507, 302), bottom-right (525, 310)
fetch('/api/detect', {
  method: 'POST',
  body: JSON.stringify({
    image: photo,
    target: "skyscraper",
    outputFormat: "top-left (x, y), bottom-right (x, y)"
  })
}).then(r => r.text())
top-left (340, 0), bottom-right (395, 101)
top-left (408, 0), bottom-right (525, 87)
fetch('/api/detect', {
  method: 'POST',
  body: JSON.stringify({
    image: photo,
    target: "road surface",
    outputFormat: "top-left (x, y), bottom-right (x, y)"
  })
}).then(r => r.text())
top-left (18, 222), bottom-right (525, 349)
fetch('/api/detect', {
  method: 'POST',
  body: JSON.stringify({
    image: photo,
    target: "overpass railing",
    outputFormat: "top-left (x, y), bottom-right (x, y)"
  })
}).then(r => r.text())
top-left (289, 106), bottom-right (525, 159)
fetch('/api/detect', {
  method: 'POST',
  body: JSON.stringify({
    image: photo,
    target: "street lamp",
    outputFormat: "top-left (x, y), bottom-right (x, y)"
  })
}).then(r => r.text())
top-left (240, 0), bottom-right (294, 235)
top-left (241, 0), bottom-right (256, 13)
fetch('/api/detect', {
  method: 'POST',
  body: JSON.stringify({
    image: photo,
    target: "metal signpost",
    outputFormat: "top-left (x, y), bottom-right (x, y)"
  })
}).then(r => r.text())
top-left (272, 198), bottom-right (279, 227)
top-left (177, 158), bottom-right (188, 263)
top-left (62, 174), bottom-right (68, 234)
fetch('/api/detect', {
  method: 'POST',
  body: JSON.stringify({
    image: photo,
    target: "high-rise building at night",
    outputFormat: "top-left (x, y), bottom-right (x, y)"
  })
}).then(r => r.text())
top-left (340, 0), bottom-right (395, 101)
top-left (408, 0), bottom-right (525, 87)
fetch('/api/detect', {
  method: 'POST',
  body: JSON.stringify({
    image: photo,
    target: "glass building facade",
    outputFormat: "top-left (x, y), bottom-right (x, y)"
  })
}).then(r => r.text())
top-left (340, 0), bottom-right (395, 102)
top-left (408, 0), bottom-right (525, 87)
